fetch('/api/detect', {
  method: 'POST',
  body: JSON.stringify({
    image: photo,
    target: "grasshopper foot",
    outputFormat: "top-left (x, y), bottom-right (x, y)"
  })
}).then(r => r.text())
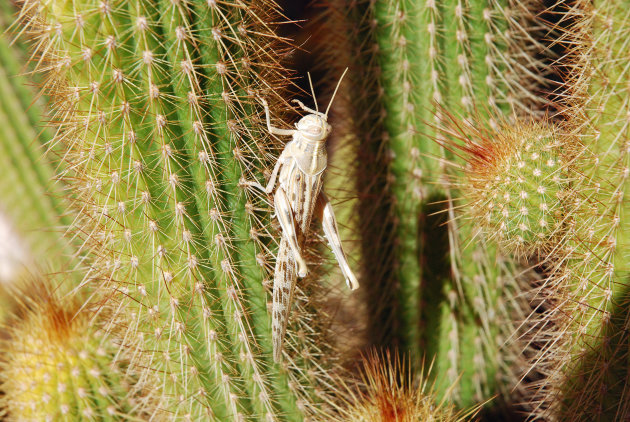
top-left (297, 261), bottom-right (308, 278)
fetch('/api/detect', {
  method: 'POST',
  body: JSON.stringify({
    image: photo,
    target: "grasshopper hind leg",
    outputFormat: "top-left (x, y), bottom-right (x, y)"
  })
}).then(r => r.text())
top-left (272, 238), bottom-right (298, 363)
top-left (317, 192), bottom-right (360, 290)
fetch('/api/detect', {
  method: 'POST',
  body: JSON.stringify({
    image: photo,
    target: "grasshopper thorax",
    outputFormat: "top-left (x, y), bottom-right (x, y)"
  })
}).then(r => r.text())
top-left (295, 114), bottom-right (331, 142)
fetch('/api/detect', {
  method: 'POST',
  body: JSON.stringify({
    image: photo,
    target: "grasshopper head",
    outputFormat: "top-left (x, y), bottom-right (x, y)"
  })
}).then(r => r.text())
top-left (296, 114), bottom-right (331, 142)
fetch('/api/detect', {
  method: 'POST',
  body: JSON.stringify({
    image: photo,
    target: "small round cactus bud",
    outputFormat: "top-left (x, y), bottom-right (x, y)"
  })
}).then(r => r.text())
top-left (457, 121), bottom-right (578, 259)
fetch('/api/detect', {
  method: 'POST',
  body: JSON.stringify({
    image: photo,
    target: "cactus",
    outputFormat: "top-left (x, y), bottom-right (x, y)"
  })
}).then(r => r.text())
top-left (303, 0), bottom-right (560, 411)
top-left (17, 0), bottom-right (345, 420)
top-left (10, 0), bottom-right (630, 419)
top-left (0, 278), bottom-right (157, 420)
top-left (319, 351), bottom-right (482, 422)
top-left (444, 119), bottom-right (581, 260)
top-left (0, 1), bottom-right (72, 278)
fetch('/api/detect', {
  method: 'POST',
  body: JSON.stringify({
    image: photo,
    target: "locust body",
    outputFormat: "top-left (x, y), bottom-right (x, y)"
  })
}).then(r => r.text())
top-left (259, 84), bottom-right (358, 363)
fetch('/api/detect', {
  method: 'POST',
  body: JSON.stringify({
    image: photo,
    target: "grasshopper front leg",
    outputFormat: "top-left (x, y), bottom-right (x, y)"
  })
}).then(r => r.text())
top-left (317, 192), bottom-right (359, 290)
top-left (259, 97), bottom-right (296, 137)
top-left (274, 187), bottom-right (309, 278)
top-left (241, 151), bottom-right (285, 194)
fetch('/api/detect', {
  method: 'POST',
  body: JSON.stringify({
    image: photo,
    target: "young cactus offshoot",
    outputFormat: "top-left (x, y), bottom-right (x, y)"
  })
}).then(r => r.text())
top-left (442, 118), bottom-right (580, 261)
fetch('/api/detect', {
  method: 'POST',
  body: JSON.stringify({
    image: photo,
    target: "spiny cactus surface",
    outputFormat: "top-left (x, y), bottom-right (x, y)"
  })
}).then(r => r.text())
top-left (18, 0), bottom-right (347, 419)
top-left (448, 120), bottom-right (579, 259)
top-left (318, 351), bottom-right (482, 422)
top-left (309, 0), bottom-right (558, 409)
top-left (0, 281), bottom-right (156, 421)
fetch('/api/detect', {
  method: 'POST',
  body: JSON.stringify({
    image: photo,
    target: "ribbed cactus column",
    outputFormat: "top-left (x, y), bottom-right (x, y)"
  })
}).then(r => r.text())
top-left (20, 0), bottom-right (337, 419)
top-left (369, 0), bottom-right (436, 369)
top-left (543, 0), bottom-right (630, 419)
top-left (0, 2), bottom-right (71, 275)
top-left (314, 0), bottom-right (556, 410)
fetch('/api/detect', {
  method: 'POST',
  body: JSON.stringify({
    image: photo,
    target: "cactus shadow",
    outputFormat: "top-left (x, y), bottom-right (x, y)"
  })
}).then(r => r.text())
top-left (553, 278), bottom-right (630, 420)
top-left (416, 195), bottom-right (452, 370)
top-left (480, 276), bottom-right (630, 421)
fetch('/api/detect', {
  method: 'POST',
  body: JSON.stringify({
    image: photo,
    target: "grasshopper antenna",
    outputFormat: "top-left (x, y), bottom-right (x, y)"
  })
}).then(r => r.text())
top-left (325, 67), bottom-right (348, 117)
top-left (307, 72), bottom-right (318, 113)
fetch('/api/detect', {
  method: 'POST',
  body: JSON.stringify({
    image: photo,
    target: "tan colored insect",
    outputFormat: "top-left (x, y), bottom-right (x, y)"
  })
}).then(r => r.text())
top-left (259, 70), bottom-right (359, 362)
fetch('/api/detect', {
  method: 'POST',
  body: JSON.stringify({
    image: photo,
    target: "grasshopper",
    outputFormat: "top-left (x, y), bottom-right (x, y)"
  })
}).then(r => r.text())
top-left (258, 71), bottom-right (359, 362)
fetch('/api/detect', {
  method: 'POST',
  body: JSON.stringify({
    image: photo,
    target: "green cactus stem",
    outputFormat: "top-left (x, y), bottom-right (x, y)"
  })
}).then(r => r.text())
top-left (0, 1), bottom-right (72, 276)
top-left (18, 0), bottom-right (346, 419)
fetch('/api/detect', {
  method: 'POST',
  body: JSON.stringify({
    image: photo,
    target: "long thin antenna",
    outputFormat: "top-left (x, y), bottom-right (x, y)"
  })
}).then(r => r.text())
top-left (325, 67), bottom-right (349, 117)
top-left (307, 72), bottom-right (318, 113)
